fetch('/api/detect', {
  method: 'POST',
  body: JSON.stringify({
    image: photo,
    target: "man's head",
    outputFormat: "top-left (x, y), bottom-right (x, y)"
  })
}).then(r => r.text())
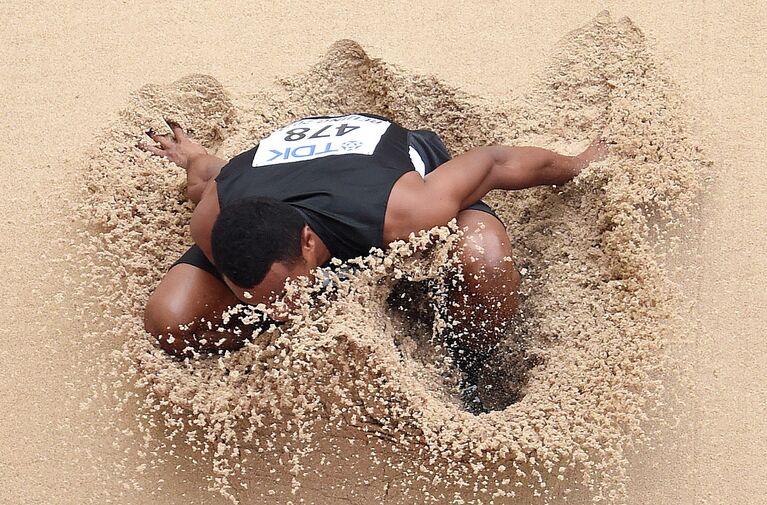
top-left (211, 197), bottom-right (322, 305)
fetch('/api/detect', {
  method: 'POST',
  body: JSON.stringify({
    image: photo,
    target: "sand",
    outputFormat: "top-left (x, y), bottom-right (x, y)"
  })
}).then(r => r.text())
top-left (2, 2), bottom-right (765, 505)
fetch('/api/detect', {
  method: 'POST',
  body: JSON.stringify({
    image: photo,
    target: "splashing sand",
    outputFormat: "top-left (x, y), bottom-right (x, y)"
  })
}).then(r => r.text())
top-left (73, 12), bottom-right (709, 504)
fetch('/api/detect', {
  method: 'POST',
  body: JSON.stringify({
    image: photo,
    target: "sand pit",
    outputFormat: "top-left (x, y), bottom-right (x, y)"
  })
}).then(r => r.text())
top-left (71, 12), bottom-right (709, 504)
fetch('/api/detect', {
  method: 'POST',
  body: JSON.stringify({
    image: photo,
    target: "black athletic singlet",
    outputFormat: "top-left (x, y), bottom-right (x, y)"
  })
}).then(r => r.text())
top-left (215, 114), bottom-right (415, 260)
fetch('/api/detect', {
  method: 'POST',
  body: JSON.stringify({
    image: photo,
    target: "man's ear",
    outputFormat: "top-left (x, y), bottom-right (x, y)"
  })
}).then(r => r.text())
top-left (300, 224), bottom-right (314, 252)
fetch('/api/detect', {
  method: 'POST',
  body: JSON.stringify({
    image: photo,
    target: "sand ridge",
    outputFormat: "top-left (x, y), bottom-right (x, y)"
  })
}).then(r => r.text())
top-left (71, 12), bottom-right (709, 504)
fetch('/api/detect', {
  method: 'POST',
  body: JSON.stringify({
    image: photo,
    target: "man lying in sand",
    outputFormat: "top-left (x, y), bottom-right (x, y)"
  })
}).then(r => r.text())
top-left (140, 113), bottom-right (606, 412)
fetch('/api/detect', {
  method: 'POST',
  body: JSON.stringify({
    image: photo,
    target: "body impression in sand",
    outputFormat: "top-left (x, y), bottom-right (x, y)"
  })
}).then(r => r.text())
top-left (77, 12), bottom-right (708, 505)
top-left (139, 111), bottom-right (607, 415)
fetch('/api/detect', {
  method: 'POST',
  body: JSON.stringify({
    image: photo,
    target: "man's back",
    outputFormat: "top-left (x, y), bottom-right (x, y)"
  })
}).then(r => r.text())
top-left (213, 113), bottom-right (415, 261)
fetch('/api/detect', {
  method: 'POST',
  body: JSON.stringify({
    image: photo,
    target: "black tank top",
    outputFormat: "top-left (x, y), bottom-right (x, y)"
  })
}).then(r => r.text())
top-left (215, 114), bottom-right (414, 260)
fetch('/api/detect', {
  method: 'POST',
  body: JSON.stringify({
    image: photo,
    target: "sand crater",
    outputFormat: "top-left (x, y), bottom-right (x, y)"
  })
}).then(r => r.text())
top-left (77, 12), bottom-right (708, 503)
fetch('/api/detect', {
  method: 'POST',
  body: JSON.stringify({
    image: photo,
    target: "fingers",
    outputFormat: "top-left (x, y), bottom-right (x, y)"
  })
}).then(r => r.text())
top-left (591, 138), bottom-right (611, 162)
top-left (136, 129), bottom-right (169, 157)
top-left (137, 120), bottom-right (188, 153)
top-left (137, 141), bottom-right (165, 157)
top-left (165, 119), bottom-right (188, 141)
top-left (145, 128), bottom-right (174, 149)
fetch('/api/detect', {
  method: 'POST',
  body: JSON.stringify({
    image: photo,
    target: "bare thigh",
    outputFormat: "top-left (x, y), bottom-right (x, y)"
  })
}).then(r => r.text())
top-left (144, 263), bottom-right (243, 356)
top-left (448, 209), bottom-right (521, 351)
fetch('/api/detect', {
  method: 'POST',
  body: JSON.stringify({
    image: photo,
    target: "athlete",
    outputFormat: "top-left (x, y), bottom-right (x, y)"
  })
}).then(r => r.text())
top-left (139, 114), bottom-right (606, 412)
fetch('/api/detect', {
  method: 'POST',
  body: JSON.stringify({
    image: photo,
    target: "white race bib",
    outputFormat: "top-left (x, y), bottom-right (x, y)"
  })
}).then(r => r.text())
top-left (252, 114), bottom-right (391, 167)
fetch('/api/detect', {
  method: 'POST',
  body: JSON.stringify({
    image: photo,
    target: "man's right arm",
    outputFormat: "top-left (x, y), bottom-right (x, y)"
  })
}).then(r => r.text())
top-left (386, 139), bottom-right (608, 241)
top-left (425, 141), bottom-right (607, 212)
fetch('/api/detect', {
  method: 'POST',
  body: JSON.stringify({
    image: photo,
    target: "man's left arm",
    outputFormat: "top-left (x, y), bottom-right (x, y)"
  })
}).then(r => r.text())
top-left (139, 121), bottom-right (227, 204)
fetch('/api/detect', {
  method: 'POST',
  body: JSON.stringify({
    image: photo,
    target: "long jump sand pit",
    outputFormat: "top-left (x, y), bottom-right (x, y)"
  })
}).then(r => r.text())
top-left (73, 12), bottom-right (709, 504)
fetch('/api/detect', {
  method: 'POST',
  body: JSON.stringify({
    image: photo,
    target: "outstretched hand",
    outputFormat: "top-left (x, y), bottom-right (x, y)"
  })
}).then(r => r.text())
top-left (137, 120), bottom-right (207, 170)
top-left (576, 137), bottom-right (611, 166)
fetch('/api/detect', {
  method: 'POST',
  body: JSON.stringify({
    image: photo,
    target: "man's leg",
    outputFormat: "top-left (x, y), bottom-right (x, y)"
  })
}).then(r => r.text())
top-left (446, 209), bottom-right (521, 412)
top-left (144, 263), bottom-right (247, 357)
top-left (448, 209), bottom-right (520, 350)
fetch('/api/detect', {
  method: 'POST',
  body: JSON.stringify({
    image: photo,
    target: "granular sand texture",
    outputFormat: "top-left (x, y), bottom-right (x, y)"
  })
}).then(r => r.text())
top-left (71, 12), bottom-right (709, 504)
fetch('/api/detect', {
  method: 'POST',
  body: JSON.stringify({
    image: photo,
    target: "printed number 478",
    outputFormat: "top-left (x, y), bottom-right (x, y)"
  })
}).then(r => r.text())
top-left (284, 124), bottom-right (359, 142)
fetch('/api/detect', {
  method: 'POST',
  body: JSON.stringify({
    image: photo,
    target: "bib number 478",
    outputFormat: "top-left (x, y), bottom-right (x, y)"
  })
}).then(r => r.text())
top-left (283, 124), bottom-right (360, 142)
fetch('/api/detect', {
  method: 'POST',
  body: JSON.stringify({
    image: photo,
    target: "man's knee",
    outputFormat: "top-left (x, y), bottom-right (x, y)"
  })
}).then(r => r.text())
top-left (144, 292), bottom-right (196, 356)
top-left (454, 213), bottom-right (520, 316)
top-left (456, 251), bottom-right (520, 317)
top-left (460, 238), bottom-right (513, 273)
top-left (457, 228), bottom-right (518, 288)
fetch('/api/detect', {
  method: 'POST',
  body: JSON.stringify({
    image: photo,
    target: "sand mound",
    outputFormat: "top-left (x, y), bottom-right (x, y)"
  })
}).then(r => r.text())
top-left (73, 12), bottom-right (709, 504)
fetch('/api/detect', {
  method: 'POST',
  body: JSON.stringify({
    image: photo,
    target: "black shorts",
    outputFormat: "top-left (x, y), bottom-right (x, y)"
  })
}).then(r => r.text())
top-left (172, 129), bottom-right (500, 278)
top-left (172, 244), bottom-right (223, 279)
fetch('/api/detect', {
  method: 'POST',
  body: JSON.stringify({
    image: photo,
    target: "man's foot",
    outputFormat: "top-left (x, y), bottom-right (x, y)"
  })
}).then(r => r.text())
top-left (450, 346), bottom-right (491, 415)
top-left (459, 375), bottom-right (488, 415)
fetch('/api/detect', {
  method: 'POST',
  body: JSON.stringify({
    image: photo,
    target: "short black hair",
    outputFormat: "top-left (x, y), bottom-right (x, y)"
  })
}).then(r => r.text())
top-left (211, 197), bottom-right (306, 288)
